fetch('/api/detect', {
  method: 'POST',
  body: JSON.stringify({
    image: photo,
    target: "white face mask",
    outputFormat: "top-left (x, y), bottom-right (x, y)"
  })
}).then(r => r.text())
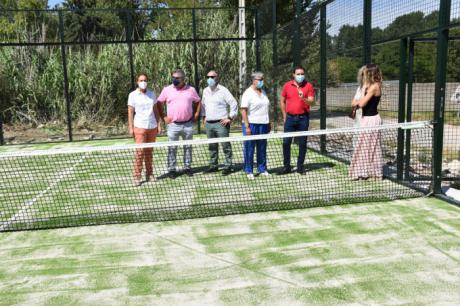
top-left (138, 81), bottom-right (148, 90)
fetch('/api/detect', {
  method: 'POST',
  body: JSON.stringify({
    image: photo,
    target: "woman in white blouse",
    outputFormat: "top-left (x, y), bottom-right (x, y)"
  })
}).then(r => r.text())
top-left (241, 71), bottom-right (271, 180)
top-left (127, 73), bottom-right (160, 186)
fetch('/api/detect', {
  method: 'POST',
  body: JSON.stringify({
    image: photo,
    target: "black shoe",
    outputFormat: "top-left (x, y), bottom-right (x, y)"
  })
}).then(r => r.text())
top-left (222, 168), bottom-right (232, 176)
top-left (167, 171), bottom-right (177, 179)
top-left (279, 167), bottom-right (291, 175)
top-left (184, 169), bottom-right (193, 176)
top-left (205, 166), bottom-right (219, 173)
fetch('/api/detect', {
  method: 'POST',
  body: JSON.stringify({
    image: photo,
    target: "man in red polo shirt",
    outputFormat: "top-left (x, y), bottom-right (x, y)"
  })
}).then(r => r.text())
top-left (280, 66), bottom-right (315, 175)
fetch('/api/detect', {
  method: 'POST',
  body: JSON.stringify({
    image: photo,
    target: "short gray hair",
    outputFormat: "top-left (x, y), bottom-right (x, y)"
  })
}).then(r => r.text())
top-left (172, 68), bottom-right (186, 78)
top-left (251, 71), bottom-right (264, 80)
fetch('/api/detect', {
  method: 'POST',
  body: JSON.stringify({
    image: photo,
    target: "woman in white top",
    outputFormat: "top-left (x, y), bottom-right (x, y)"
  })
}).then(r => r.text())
top-left (128, 73), bottom-right (161, 186)
top-left (351, 66), bottom-right (366, 148)
top-left (241, 71), bottom-right (271, 180)
top-left (352, 65), bottom-right (366, 127)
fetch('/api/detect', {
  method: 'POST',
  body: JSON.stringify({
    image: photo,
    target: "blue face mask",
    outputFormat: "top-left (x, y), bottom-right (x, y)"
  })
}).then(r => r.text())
top-left (256, 80), bottom-right (264, 89)
top-left (295, 75), bottom-right (305, 83)
top-left (207, 78), bottom-right (216, 87)
top-left (172, 78), bottom-right (181, 87)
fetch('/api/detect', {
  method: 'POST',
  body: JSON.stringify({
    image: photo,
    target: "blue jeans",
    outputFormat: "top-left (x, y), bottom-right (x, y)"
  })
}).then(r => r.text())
top-left (242, 123), bottom-right (269, 174)
top-left (283, 113), bottom-right (309, 170)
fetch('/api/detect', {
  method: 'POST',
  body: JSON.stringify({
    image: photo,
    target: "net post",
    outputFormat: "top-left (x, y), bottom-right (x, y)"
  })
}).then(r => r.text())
top-left (126, 9), bottom-right (135, 91)
top-left (404, 39), bottom-right (414, 180)
top-left (433, 0), bottom-right (451, 194)
top-left (397, 38), bottom-right (408, 181)
top-left (255, 8), bottom-right (261, 71)
top-left (58, 10), bottom-right (73, 142)
top-left (192, 8), bottom-right (201, 134)
top-left (363, 0), bottom-right (372, 64)
top-left (319, 4), bottom-right (327, 153)
top-left (271, 0), bottom-right (279, 132)
top-left (292, 0), bottom-right (302, 66)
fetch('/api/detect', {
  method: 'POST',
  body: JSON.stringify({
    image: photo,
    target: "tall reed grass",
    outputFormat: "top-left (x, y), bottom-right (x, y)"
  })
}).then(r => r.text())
top-left (0, 9), bottom-right (271, 128)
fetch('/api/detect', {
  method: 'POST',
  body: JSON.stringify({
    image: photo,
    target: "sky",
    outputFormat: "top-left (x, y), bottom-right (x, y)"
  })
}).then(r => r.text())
top-left (326, 0), bottom-right (444, 36)
top-left (45, 0), bottom-right (459, 32)
top-left (48, 0), bottom-right (63, 8)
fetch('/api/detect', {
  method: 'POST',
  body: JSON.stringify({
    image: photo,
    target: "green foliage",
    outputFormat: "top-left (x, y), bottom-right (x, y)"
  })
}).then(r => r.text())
top-left (328, 10), bottom-right (459, 84)
top-left (329, 57), bottom-right (360, 83)
top-left (373, 42), bottom-right (400, 80)
top-left (0, 6), bottom-right (242, 126)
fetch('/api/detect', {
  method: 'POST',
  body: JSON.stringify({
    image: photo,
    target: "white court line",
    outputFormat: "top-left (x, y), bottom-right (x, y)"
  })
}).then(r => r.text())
top-left (0, 153), bottom-right (90, 231)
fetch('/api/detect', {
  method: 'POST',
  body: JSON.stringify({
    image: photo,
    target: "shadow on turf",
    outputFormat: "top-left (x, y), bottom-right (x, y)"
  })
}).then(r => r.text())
top-left (152, 162), bottom-right (336, 182)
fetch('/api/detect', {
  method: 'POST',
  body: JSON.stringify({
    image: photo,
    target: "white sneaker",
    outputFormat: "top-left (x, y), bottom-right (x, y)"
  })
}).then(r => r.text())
top-left (133, 177), bottom-right (141, 187)
top-left (259, 171), bottom-right (271, 177)
top-left (247, 173), bottom-right (255, 180)
top-left (146, 175), bottom-right (156, 182)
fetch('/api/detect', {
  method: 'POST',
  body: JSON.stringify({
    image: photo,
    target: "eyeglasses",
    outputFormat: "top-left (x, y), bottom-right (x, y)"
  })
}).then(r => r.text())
top-left (207, 76), bottom-right (217, 79)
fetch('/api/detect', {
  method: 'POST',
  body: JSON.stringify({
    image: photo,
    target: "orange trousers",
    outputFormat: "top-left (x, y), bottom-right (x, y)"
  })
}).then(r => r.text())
top-left (133, 127), bottom-right (158, 178)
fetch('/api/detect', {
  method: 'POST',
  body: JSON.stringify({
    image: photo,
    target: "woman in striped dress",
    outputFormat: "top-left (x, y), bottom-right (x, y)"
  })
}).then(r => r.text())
top-left (349, 64), bottom-right (383, 180)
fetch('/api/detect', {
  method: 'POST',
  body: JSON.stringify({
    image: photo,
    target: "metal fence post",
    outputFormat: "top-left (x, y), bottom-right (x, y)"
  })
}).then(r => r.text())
top-left (320, 4), bottom-right (327, 153)
top-left (126, 9), bottom-right (135, 91)
top-left (255, 8), bottom-right (261, 71)
top-left (433, 0), bottom-right (451, 194)
top-left (363, 0), bottom-right (372, 64)
top-left (58, 10), bottom-right (73, 142)
top-left (397, 38), bottom-right (408, 180)
top-left (272, 0), bottom-right (279, 132)
top-left (292, 0), bottom-right (302, 66)
top-left (0, 115), bottom-right (4, 145)
top-left (404, 39), bottom-right (414, 180)
top-left (192, 8), bottom-right (201, 134)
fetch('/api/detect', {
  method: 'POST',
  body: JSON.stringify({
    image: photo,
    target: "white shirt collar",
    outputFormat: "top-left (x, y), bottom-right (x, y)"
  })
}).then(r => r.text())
top-left (206, 84), bottom-right (221, 93)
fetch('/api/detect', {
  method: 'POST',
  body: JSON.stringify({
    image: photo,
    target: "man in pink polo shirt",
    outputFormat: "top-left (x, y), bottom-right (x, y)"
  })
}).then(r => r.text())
top-left (157, 69), bottom-right (201, 178)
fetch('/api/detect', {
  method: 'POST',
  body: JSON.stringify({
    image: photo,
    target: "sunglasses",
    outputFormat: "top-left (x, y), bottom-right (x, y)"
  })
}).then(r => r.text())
top-left (207, 76), bottom-right (217, 78)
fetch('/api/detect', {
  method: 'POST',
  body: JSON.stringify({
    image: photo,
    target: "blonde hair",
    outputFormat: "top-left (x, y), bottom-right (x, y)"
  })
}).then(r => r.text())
top-left (357, 65), bottom-right (366, 88)
top-left (363, 63), bottom-right (383, 85)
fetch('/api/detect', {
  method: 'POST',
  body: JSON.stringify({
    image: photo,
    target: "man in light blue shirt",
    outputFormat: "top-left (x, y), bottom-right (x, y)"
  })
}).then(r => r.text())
top-left (201, 70), bottom-right (238, 175)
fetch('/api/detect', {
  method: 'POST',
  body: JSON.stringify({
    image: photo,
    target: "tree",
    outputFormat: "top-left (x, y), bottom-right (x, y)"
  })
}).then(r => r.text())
top-left (0, 0), bottom-right (53, 43)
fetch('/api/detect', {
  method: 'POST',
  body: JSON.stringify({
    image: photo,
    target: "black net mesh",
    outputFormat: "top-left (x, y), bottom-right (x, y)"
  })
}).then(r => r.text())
top-left (372, 0), bottom-right (440, 42)
top-left (443, 38), bottom-right (460, 184)
top-left (453, 0), bottom-right (460, 23)
top-left (325, 0), bottom-right (364, 129)
top-left (0, 121), bottom-right (431, 231)
top-left (0, 45), bottom-right (68, 143)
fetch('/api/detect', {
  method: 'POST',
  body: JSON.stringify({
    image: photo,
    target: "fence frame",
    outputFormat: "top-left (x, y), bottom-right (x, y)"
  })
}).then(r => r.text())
top-left (314, 0), bottom-right (458, 203)
top-left (1, 1), bottom-right (459, 205)
top-left (0, 6), bottom-right (263, 143)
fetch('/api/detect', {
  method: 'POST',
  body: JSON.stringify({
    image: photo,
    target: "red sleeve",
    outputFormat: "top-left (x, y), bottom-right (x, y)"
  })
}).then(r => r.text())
top-left (281, 83), bottom-right (288, 98)
top-left (306, 83), bottom-right (315, 98)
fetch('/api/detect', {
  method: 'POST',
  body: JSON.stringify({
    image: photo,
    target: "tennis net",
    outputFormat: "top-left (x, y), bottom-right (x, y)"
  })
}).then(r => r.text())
top-left (0, 121), bottom-right (432, 231)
